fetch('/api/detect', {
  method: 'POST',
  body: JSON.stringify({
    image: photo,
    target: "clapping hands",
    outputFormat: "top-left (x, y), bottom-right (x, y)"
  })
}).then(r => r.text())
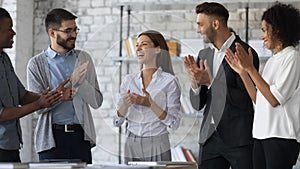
top-left (36, 87), bottom-right (62, 108)
top-left (118, 89), bottom-right (152, 115)
top-left (225, 42), bottom-right (254, 75)
top-left (55, 79), bottom-right (77, 101)
top-left (122, 89), bottom-right (152, 108)
top-left (70, 61), bottom-right (89, 87)
top-left (183, 55), bottom-right (212, 88)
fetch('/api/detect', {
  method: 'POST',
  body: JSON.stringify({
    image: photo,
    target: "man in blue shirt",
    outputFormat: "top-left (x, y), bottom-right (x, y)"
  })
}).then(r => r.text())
top-left (27, 8), bottom-right (103, 164)
top-left (0, 7), bottom-right (64, 162)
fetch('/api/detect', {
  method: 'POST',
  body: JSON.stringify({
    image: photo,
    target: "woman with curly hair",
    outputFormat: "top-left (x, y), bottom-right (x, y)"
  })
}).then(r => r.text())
top-left (225, 2), bottom-right (300, 169)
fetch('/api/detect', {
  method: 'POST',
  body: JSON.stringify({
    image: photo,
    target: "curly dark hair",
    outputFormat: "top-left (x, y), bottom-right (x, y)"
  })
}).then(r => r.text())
top-left (262, 2), bottom-right (300, 47)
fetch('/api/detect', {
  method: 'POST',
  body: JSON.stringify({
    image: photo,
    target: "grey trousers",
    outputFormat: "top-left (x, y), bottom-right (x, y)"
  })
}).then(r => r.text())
top-left (124, 132), bottom-right (171, 164)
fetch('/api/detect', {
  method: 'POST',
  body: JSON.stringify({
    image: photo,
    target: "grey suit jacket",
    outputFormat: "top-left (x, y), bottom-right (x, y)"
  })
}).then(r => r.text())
top-left (190, 35), bottom-right (259, 147)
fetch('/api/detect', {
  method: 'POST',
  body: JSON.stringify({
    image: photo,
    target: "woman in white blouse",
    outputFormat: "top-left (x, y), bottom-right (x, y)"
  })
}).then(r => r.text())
top-left (113, 30), bottom-right (181, 163)
top-left (225, 3), bottom-right (300, 169)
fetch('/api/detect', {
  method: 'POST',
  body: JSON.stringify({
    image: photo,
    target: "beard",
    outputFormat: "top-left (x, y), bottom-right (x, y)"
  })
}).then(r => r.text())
top-left (202, 35), bottom-right (212, 43)
top-left (56, 34), bottom-right (76, 50)
top-left (202, 25), bottom-right (215, 44)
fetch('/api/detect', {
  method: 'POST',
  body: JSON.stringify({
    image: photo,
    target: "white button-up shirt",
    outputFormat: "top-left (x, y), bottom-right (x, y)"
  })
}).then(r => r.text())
top-left (113, 67), bottom-right (182, 137)
top-left (209, 33), bottom-right (235, 78)
top-left (192, 33), bottom-right (235, 94)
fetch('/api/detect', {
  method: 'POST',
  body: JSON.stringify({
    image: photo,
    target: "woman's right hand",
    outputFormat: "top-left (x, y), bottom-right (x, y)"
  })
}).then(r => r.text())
top-left (225, 48), bottom-right (246, 75)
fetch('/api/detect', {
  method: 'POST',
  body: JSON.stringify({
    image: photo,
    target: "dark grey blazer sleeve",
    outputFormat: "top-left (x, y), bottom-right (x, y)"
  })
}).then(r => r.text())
top-left (189, 48), bottom-right (213, 111)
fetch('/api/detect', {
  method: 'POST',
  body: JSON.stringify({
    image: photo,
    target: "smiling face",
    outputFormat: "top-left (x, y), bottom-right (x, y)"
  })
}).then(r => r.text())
top-left (0, 17), bottom-right (15, 52)
top-left (261, 20), bottom-right (281, 51)
top-left (196, 13), bottom-right (216, 43)
top-left (136, 35), bottom-right (159, 69)
top-left (55, 20), bottom-right (77, 50)
top-left (261, 20), bottom-right (273, 50)
top-left (49, 19), bottom-right (77, 53)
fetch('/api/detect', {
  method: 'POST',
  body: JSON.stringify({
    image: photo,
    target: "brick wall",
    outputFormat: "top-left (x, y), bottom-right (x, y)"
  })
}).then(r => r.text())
top-left (32, 0), bottom-right (300, 164)
top-left (1, 0), bottom-right (16, 66)
top-left (5, 0), bottom-right (300, 165)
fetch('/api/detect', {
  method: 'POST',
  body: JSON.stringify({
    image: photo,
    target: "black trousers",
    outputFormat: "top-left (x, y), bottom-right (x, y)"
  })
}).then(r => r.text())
top-left (199, 132), bottom-right (253, 169)
top-left (0, 148), bottom-right (20, 162)
top-left (38, 126), bottom-right (92, 164)
top-left (253, 138), bottom-right (300, 169)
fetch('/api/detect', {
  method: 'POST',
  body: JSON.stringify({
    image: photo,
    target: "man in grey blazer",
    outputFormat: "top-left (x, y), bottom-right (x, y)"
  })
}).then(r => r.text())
top-left (184, 2), bottom-right (259, 169)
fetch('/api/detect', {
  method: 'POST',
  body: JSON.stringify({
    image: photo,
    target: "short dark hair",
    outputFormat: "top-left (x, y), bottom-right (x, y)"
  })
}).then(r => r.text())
top-left (45, 8), bottom-right (77, 32)
top-left (262, 2), bottom-right (300, 47)
top-left (195, 2), bottom-right (229, 23)
top-left (0, 7), bottom-right (11, 19)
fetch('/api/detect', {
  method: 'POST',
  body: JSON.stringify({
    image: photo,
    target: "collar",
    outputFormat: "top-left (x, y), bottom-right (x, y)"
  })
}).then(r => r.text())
top-left (138, 67), bottom-right (162, 79)
top-left (45, 46), bottom-right (76, 59)
top-left (0, 51), bottom-right (4, 58)
top-left (273, 46), bottom-right (294, 58)
top-left (0, 51), bottom-right (8, 59)
top-left (209, 32), bottom-right (236, 52)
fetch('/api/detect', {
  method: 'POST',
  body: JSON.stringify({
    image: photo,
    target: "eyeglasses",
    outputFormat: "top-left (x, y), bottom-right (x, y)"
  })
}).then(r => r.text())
top-left (53, 27), bottom-right (80, 35)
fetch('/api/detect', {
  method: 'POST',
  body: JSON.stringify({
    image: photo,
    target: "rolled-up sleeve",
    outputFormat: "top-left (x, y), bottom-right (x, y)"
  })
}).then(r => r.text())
top-left (270, 55), bottom-right (300, 105)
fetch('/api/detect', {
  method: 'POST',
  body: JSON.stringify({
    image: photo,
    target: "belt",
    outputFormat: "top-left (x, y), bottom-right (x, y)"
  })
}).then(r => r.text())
top-left (127, 131), bottom-right (153, 138)
top-left (127, 131), bottom-right (144, 138)
top-left (52, 124), bottom-right (82, 132)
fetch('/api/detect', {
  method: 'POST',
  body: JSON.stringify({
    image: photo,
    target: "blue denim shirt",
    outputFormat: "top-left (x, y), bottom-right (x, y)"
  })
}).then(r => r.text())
top-left (0, 52), bottom-right (27, 150)
top-left (44, 47), bottom-right (80, 124)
